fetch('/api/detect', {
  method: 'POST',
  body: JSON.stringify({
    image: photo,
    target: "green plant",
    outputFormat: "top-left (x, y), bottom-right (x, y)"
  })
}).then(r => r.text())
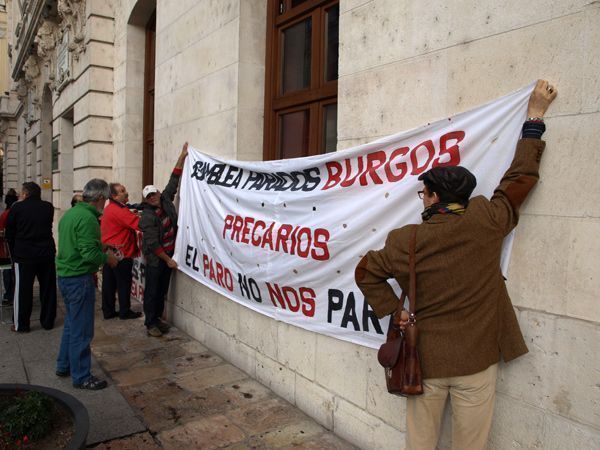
top-left (0, 390), bottom-right (54, 446)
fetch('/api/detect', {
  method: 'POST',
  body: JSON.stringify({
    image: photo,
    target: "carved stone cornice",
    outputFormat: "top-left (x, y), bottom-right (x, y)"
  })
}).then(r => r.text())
top-left (58, 0), bottom-right (86, 61)
top-left (11, 0), bottom-right (46, 80)
top-left (34, 19), bottom-right (58, 63)
top-left (23, 54), bottom-right (41, 85)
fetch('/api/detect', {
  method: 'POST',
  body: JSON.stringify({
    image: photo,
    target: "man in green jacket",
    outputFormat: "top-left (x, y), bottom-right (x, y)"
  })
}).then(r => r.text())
top-left (55, 179), bottom-right (118, 390)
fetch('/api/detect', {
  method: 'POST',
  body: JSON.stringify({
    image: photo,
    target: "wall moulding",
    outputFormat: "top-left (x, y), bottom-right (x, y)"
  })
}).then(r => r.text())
top-left (58, 0), bottom-right (87, 61)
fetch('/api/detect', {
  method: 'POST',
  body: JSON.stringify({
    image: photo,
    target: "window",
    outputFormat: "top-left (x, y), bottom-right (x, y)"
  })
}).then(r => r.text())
top-left (51, 139), bottom-right (59, 171)
top-left (264, 0), bottom-right (339, 160)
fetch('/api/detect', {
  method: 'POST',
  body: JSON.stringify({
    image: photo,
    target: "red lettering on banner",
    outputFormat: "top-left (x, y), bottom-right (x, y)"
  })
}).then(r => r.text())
top-left (433, 130), bottom-right (465, 167)
top-left (359, 151), bottom-right (386, 186)
top-left (384, 146), bottom-right (410, 181)
top-left (323, 161), bottom-right (342, 190)
top-left (241, 216), bottom-right (254, 244)
top-left (410, 140), bottom-right (435, 175)
top-left (203, 253), bottom-right (234, 292)
top-left (341, 157), bottom-right (364, 187)
top-left (321, 131), bottom-right (465, 190)
top-left (275, 224), bottom-right (292, 253)
top-left (252, 220), bottom-right (266, 246)
top-left (223, 215), bottom-right (331, 262)
top-left (266, 282), bottom-right (316, 317)
top-left (223, 214), bottom-right (234, 238)
top-left (311, 228), bottom-right (330, 261)
top-left (231, 216), bottom-right (244, 241)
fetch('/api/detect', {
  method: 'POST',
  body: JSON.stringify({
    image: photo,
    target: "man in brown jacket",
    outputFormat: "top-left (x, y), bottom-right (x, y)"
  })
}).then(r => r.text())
top-left (355, 80), bottom-right (557, 450)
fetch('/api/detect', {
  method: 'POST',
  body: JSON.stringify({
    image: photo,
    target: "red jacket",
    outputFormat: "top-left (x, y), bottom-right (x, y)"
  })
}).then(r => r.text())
top-left (101, 200), bottom-right (140, 259)
top-left (0, 208), bottom-right (10, 260)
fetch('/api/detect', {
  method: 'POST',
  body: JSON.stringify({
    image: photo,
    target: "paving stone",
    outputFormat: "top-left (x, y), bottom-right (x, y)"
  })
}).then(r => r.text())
top-left (247, 419), bottom-right (326, 448)
top-left (110, 363), bottom-right (171, 386)
top-left (180, 339), bottom-right (208, 354)
top-left (293, 432), bottom-right (359, 449)
top-left (92, 342), bottom-right (127, 356)
top-left (91, 431), bottom-right (159, 449)
top-left (220, 378), bottom-right (277, 408)
top-left (160, 385), bottom-right (236, 425)
top-left (164, 351), bottom-right (223, 376)
top-left (175, 363), bottom-right (248, 391)
top-left (158, 414), bottom-right (246, 450)
top-left (120, 336), bottom-right (168, 352)
top-left (121, 379), bottom-right (191, 432)
top-left (95, 350), bottom-right (146, 372)
top-left (227, 397), bottom-right (308, 435)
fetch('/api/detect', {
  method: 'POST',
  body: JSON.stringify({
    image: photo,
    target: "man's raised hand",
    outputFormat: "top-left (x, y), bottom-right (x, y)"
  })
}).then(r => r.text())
top-left (528, 79), bottom-right (558, 118)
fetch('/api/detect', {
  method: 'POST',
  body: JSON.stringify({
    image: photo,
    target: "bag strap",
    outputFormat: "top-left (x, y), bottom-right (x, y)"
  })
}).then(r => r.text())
top-left (407, 225), bottom-right (417, 315)
top-left (392, 225), bottom-right (418, 323)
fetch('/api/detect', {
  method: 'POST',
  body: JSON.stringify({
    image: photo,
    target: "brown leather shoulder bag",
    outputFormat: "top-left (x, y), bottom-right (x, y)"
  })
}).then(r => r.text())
top-left (377, 226), bottom-right (424, 396)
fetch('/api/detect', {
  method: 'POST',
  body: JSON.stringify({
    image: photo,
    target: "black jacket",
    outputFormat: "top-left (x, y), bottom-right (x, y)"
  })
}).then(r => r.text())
top-left (139, 170), bottom-right (181, 267)
top-left (6, 196), bottom-right (55, 263)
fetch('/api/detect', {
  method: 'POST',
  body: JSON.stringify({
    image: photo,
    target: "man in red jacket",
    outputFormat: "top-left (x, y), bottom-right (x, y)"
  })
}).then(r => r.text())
top-left (100, 183), bottom-right (142, 320)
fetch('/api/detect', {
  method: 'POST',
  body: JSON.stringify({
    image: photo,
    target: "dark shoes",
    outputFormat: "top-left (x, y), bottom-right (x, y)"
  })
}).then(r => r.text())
top-left (157, 320), bottom-right (171, 334)
top-left (10, 324), bottom-right (30, 333)
top-left (120, 310), bottom-right (142, 320)
top-left (105, 310), bottom-right (142, 320)
top-left (147, 326), bottom-right (162, 337)
top-left (74, 375), bottom-right (107, 390)
top-left (56, 369), bottom-right (70, 377)
top-left (147, 320), bottom-right (170, 337)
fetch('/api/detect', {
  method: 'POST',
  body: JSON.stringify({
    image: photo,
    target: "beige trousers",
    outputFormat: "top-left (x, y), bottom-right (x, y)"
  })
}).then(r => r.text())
top-left (406, 364), bottom-right (498, 450)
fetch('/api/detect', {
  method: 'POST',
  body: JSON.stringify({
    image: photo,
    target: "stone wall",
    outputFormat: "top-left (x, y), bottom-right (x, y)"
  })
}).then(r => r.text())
top-left (163, 1), bottom-right (600, 449)
top-left (6, 0), bottom-right (597, 448)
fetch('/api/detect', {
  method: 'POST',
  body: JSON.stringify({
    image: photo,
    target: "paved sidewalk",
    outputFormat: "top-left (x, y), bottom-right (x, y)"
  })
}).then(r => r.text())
top-left (0, 296), bottom-right (145, 445)
top-left (2, 292), bottom-right (356, 449)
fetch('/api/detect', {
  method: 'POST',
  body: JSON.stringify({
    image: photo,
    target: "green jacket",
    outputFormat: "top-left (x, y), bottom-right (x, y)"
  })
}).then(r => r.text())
top-left (56, 202), bottom-right (107, 277)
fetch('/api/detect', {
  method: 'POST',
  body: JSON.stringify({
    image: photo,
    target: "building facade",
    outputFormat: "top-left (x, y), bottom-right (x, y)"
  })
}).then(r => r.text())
top-left (2, 0), bottom-right (599, 448)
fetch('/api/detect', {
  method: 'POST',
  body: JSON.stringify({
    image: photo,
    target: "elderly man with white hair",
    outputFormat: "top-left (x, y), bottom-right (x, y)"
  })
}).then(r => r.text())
top-left (55, 178), bottom-right (118, 390)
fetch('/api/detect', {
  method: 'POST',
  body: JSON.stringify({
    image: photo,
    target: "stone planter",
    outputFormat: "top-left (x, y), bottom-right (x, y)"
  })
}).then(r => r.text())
top-left (0, 384), bottom-right (89, 450)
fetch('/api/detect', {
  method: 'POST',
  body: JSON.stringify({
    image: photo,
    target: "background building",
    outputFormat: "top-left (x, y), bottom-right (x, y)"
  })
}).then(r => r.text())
top-left (2, 0), bottom-right (599, 448)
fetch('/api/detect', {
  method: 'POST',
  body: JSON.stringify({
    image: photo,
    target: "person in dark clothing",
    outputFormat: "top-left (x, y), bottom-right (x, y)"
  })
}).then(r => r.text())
top-left (139, 143), bottom-right (188, 337)
top-left (6, 182), bottom-right (57, 332)
top-left (0, 189), bottom-right (18, 305)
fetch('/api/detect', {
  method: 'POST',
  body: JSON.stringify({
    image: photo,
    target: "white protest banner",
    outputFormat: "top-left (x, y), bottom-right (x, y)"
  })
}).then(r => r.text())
top-left (130, 231), bottom-right (146, 303)
top-left (173, 83), bottom-right (534, 349)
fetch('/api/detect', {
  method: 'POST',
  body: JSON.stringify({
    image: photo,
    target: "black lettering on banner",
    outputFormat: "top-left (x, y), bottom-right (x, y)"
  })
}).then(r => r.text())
top-left (327, 289), bottom-right (384, 334)
top-left (206, 164), bottom-right (226, 184)
top-left (362, 297), bottom-right (383, 334)
top-left (327, 289), bottom-right (344, 323)
top-left (185, 244), bottom-right (201, 271)
top-left (340, 291), bottom-right (360, 330)
top-left (238, 273), bottom-right (262, 303)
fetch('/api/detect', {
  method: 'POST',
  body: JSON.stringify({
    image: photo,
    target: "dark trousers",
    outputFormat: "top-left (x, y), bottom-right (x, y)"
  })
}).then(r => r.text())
top-left (3, 266), bottom-right (14, 300)
top-left (13, 261), bottom-right (57, 331)
top-left (143, 260), bottom-right (172, 328)
top-left (101, 258), bottom-right (134, 319)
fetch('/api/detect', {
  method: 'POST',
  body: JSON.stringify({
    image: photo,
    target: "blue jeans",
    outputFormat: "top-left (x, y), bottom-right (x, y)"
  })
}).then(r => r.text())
top-left (56, 274), bottom-right (95, 385)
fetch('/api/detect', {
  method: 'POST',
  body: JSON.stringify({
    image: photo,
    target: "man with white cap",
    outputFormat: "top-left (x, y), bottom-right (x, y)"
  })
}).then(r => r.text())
top-left (139, 143), bottom-right (188, 337)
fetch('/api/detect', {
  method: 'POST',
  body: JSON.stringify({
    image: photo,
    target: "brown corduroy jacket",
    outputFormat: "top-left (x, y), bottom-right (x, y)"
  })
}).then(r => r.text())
top-left (355, 138), bottom-right (544, 379)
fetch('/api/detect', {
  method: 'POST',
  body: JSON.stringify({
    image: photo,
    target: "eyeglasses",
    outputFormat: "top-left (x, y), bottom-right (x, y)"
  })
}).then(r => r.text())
top-left (417, 190), bottom-right (424, 199)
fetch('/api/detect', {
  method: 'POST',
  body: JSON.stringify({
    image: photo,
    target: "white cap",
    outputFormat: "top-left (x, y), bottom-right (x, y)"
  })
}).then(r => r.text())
top-left (142, 185), bottom-right (160, 198)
